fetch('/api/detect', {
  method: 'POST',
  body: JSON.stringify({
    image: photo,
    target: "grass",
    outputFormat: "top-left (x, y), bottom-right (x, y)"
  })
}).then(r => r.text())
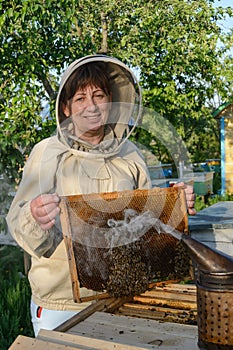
top-left (0, 245), bottom-right (33, 350)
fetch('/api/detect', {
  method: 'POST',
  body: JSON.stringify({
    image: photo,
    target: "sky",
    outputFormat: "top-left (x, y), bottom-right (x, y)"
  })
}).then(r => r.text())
top-left (214, 0), bottom-right (233, 32)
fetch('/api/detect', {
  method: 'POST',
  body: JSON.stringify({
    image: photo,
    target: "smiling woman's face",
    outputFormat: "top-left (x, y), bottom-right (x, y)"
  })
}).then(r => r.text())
top-left (63, 84), bottom-right (112, 141)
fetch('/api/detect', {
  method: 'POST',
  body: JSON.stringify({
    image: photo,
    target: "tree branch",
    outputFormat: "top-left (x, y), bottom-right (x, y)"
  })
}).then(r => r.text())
top-left (99, 12), bottom-right (108, 54)
top-left (39, 75), bottom-right (56, 100)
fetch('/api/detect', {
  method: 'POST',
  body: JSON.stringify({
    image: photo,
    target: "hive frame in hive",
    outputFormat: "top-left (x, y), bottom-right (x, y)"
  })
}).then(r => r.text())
top-left (60, 187), bottom-right (189, 303)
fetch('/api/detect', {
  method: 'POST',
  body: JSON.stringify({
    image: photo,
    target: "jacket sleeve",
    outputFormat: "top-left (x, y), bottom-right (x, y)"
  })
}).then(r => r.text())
top-left (6, 139), bottom-right (59, 258)
top-left (7, 200), bottom-right (56, 257)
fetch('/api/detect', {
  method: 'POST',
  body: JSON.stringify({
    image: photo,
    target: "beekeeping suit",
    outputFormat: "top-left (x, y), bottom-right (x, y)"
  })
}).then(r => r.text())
top-left (6, 55), bottom-right (151, 312)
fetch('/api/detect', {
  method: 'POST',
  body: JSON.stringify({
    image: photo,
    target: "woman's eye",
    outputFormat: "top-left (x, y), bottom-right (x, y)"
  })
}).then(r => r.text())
top-left (94, 94), bottom-right (104, 99)
top-left (76, 97), bottom-right (84, 102)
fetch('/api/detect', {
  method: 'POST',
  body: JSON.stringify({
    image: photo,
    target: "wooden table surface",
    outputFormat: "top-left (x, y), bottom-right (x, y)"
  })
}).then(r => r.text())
top-left (10, 311), bottom-right (199, 350)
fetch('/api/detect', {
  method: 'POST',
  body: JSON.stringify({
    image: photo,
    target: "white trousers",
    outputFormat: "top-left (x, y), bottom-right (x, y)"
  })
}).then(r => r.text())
top-left (30, 299), bottom-right (78, 337)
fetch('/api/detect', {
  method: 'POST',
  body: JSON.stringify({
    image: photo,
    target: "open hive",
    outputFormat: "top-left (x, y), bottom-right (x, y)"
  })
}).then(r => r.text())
top-left (60, 187), bottom-right (191, 303)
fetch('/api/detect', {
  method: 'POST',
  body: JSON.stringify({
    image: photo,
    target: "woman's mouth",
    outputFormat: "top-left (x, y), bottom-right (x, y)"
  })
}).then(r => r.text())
top-left (83, 114), bottom-right (101, 120)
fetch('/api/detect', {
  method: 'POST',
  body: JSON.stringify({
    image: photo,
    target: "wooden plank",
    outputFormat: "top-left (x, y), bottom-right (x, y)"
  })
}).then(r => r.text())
top-left (60, 198), bottom-right (80, 303)
top-left (111, 282), bottom-right (197, 324)
top-left (11, 316), bottom-right (199, 350)
top-left (72, 311), bottom-right (198, 334)
top-left (133, 295), bottom-right (196, 310)
top-left (154, 283), bottom-right (196, 293)
top-left (122, 303), bottom-right (197, 315)
top-left (117, 304), bottom-right (197, 324)
top-left (54, 296), bottom-right (131, 332)
top-left (111, 282), bottom-right (197, 323)
top-left (68, 312), bottom-right (198, 338)
top-left (139, 289), bottom-right (196, 303)
top-left (131, 283), bottom-right (197, 310)
top-left (39, 329), bottom-right (152, 350)
top-left (150, 279), bottom-right (182, 287)
top-left (119, 302), bottom-right (197, 316)
top-left (8, 335), bottom-right (81, 350)
top-left (118, 306), bottom-right (166, 320)
top-left (66, 312), bottom-right (199, 350)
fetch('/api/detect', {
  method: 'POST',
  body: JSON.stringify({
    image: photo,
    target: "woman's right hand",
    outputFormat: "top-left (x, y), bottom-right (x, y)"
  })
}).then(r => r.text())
top-left (30, 193), bottom-right (60, 230)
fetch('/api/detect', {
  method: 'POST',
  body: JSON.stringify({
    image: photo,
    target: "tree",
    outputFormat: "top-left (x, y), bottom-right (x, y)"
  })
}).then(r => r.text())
top-left (0, 0), bottom-right (233, 180)
top-left (119, 0), bottom-right (233, 163)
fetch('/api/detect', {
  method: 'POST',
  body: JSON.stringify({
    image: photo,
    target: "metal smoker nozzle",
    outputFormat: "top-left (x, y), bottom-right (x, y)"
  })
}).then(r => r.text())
top-left (181, 234), bottom-right (233, 273)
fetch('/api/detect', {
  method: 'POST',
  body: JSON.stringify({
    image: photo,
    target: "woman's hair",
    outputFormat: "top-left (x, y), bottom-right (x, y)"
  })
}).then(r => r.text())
top-left (59, 62), bottom-right (111, 122)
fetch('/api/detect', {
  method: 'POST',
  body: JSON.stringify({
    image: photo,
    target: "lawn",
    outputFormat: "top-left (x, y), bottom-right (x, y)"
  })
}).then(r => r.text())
top-left (0, 245), bottom-right (33, 350)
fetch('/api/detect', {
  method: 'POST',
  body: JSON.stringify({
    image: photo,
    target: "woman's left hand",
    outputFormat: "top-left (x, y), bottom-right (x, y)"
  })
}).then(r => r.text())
top-left (173, 182), bottom-right (197, 215)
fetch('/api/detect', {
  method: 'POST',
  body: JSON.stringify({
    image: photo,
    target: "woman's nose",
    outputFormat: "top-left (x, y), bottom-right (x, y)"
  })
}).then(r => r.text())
top-left (85, 96), bottom-right (97, 111)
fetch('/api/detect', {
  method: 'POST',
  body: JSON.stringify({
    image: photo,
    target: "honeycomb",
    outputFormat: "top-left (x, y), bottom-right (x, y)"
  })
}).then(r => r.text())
top-left (60, 187), bottom-right (190, 302)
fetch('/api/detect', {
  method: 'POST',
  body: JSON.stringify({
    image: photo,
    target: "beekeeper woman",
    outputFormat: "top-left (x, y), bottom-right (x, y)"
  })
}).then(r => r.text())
top-left (6, 55), bottom-right (196, 336)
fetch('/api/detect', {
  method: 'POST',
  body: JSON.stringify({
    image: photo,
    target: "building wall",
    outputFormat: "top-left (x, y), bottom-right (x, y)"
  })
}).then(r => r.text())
top-left (225, 118), bottom-right (233, 193)
top-left (219, 107), bottom-right (233, 193)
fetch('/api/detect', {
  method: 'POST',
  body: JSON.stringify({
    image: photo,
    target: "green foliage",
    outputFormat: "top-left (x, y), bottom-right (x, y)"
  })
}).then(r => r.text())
top-left (195, 192), bottom-right (233, 212)
top-left (134, 1), bottom-right (229, 163)
top-left (0, 0), bottom-right (233, 178)
top-left (0, 245), bottom-right (33, 349)
top-left (0, 175), bottom-right (15, 233)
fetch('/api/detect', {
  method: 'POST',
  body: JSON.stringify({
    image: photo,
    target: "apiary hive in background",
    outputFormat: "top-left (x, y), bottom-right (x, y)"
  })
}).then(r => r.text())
top-left (60, 187), bottom-right (190, 303)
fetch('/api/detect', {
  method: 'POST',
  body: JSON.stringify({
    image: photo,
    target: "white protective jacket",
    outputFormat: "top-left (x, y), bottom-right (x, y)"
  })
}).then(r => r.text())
top-left (6, 55), bottom-right (151, 311)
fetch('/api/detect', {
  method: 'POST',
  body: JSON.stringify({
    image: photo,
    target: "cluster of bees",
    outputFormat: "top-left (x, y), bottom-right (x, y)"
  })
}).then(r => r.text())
top-left (106, 240), bottom-right (150, 296)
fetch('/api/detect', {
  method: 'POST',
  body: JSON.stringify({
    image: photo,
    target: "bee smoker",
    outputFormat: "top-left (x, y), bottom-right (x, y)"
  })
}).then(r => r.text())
top-left (181, 234), bottom-right (233, 350)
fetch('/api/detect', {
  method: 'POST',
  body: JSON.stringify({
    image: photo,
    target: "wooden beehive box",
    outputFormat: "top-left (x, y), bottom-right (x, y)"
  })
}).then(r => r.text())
top-left (60, 187), bottom-right (190, 303)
